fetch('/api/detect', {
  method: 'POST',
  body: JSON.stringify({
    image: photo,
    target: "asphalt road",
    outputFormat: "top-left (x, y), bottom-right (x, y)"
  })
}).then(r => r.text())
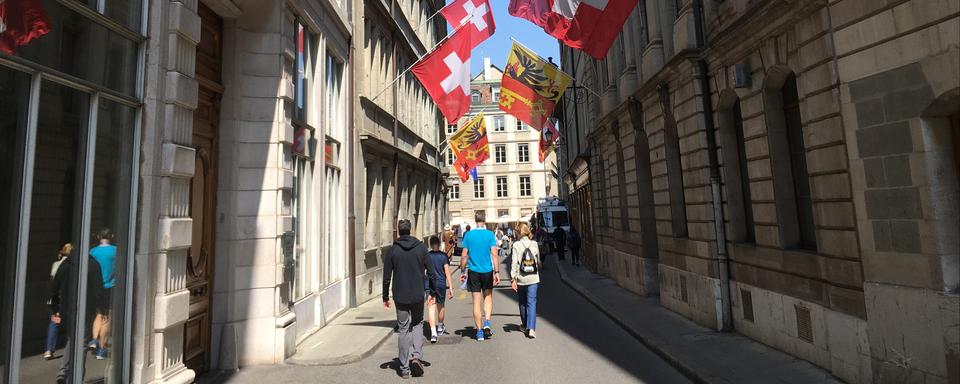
top-left (204, 256), bottom-right (691, 384)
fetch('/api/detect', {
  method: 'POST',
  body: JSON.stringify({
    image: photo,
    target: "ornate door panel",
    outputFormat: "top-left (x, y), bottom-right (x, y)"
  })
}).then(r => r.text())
top-left (185, 3), bottom-right (222, 373)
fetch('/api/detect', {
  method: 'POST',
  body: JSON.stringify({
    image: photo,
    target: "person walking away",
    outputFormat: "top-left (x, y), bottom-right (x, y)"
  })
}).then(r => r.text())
top-left (44, 243), bottom-right (72, 360)
top-left (510, 223), bottom-right (541, 338)
top-left (383, 219), bottom-right (438, 379)
top-left (498, 229), bottom-right (512, 274)
top-left (552, 227), bottom-right (566, 260)
top-left (459, 212), bottom-right (499, 341)
top-left (51, 243), bottom-right (104, 384)
top-left (568, 227), bottom-right (582, 266)
top-left (88, 228), bottom-right (117, 359)
top-left (443, 225), bottom-right (456, 261)
top-left (424, 236), bottom-right (454, 343)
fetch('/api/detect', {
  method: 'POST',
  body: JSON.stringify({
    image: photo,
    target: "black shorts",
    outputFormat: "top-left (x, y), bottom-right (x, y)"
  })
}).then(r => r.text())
top-left (467, 271), bottom-right (494, 292)
top-left (428, 286), bottom-right (448, 305)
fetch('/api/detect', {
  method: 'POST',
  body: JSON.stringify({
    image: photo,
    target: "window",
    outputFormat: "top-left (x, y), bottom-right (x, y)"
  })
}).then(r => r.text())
top-left (516, 120), bottom-right (527, 130)
top-left (783, 75), bottom-right (816, 250)
top-left (326, 53), bottom-right (345, 139)
top-left (447, 124), bottom-right (458, 134)
top-left (519, 175), bottom-right (532, 196)
top-left (449, 184), bottom-right (460, 200)
top-left (474, 177), bottom-right (485, 198)
top-left (494, 116), bottom-right (506, 132)
top-left (719, 98), bottom-right (755, 243)
top-left (518, 143), bottom-right (530, 163)
top-left (660, 86), bottom-right (688, 237)
top-left (446, 147), bottom-right (456, 165)
top-left (492, 88), bottom-right (501, 103)
top-left (294, 22), bottom-right (317, 122)
top-left (495, 145), bottom-right (507, 163)
top-left (472, 90), bottom-right (481, 104)
top-left (498, 209), bottom-right (509, 218)
top-left (496, 176), bottom-right (509, 197)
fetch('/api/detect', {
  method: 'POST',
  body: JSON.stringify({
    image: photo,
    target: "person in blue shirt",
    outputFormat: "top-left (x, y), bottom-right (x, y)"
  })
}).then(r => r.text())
top-left (459, 212), bottom-right (500, 341)
top-left (424, 236), bottom-right (454, 343)
top-left (87, 228), bottom-right (117, 360)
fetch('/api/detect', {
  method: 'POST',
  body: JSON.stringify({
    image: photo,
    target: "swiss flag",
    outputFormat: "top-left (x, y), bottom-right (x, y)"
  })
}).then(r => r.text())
top-left (509, 0), bottom-right (638, 60)
top-left (411, 28), bottom-right (473, 123)
top-left (0, 0), bottom-right (52, 54)
top-left (440, 0), bottom-right (495, 49)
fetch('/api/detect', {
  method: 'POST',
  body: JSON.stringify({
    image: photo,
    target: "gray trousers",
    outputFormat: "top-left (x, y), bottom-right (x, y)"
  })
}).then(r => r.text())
top-left (395, 301), bottom-right (425, 373)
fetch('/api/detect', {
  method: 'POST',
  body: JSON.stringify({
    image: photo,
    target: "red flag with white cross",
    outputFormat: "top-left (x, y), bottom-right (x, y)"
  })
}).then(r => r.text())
top-left (440, 0), bottom-right (496, 49)
top-left (508, 0), bottom-right (638, 60)
top-left (411, 27), bottom-right (474, 123)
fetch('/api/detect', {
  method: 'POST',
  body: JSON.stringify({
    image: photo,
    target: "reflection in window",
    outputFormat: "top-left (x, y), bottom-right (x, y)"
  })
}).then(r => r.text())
top-left (20, 80), bottom-right (89, 384)
top-left (0, 65), bottom-right (32, 382)
top-left (15, 1), bottom-right (139, 96)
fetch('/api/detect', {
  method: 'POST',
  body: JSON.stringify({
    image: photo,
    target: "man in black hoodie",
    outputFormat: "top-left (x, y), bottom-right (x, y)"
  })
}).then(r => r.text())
top-left (383, 219), bottom-right (438, 379)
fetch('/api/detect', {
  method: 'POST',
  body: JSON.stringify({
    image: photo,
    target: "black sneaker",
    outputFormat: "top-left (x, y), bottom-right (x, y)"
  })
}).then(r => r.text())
top-left (410, 359), bottom-right (425, 377)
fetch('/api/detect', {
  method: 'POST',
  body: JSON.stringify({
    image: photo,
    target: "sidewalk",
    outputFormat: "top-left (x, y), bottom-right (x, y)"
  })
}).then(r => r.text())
top-left (553, 252), bottom-right (842, 384)
top-left (286, 298), bottom-right (395, 366)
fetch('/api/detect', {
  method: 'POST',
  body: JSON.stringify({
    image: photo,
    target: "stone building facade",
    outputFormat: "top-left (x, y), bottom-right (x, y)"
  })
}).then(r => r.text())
top-left (352, 0), bottom-right (448, 305)
top-left (1, 0), bottom-right (443, 382)
top-left (445, 58), bottom-right (558, 226)
top-left (556, 0), bottom-right (959, 383)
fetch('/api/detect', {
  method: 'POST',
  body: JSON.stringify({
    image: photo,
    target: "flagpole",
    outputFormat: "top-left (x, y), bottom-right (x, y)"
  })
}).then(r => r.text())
top-left (366, 13), bottom-right (473, 104)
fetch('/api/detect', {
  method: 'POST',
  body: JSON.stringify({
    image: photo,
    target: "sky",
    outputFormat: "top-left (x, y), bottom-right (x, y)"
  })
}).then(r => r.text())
top-left (447, 0), bottom-right (562, 75)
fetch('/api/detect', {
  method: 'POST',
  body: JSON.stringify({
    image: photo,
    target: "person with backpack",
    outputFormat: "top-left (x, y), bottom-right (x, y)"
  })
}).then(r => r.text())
top-left (568, 226), bottom-right (582, 266)
top-left (424, 235), bottom-right (454, 343)
top-left (510, 223), bottom-right (541, 339)
top-left (382, 219), bottom-right (438, 378)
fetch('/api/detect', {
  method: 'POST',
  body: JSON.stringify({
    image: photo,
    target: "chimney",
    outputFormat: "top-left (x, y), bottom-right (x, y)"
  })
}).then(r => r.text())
top-left (483, 57), bottom-right (493, 79)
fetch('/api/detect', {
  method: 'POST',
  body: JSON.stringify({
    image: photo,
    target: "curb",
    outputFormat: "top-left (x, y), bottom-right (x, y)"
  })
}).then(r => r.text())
top-left (286, 327), bottom-right (393, 367)
top-left (553, 253), bottom-right (710, 384)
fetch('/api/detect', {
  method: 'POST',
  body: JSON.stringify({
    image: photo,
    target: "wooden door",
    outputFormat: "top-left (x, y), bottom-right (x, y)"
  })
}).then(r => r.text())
top-left (185, 3), bottom-right (223, 373)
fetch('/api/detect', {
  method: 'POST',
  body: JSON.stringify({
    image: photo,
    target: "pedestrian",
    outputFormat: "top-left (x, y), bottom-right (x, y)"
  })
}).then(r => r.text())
top-left (553, 226), bottom-right (566, 260)
top-left (459, 212), bottom-right (500, 341)
top-left (88, 228), bottom-right (117, 360)
top-left (44, 243), bottom-right (72, 360)
top-left (424, 236), bottom-right (454, 343)
top-left (51, 243), bottom-right (104, 384)
top-left (382, 219), bottom-right (438, 379)
top-left (443, 224), bottom-right (456, 261)
top-left (510, 223), bottom-right (541, 338)
top-left (568, 227), bottom-right (582, 266)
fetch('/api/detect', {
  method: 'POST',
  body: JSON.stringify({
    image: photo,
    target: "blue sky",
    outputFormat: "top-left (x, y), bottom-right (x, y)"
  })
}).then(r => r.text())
top-left (446, 0), bottom-right (561, 75)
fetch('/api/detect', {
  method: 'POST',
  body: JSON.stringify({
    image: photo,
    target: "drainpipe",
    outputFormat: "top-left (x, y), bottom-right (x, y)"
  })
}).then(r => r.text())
top-left (348, 36), bottom-right (358, 308)
top-left (390, 0), bottom-right (401, 240)
top-left (691, 0), bottom-right (732, 332)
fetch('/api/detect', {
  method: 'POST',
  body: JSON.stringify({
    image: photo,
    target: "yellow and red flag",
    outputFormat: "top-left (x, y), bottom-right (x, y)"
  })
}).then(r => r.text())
top-left (450, 113), bottom-right (490, 182)
top-left (499, 42), bottom-right (572, 130)
top-left (538, 119), bottom-right (560, 162)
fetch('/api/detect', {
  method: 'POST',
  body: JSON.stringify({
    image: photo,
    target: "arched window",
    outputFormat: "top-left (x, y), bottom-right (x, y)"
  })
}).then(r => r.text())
top-left (782, 75), bottom-right (816, 250)
top-left (719, 95), bottom-right (755, 243)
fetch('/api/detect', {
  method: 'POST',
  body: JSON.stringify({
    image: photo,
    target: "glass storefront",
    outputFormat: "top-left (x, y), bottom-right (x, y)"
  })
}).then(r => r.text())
top-left (2, 1), bottom-right (143, 383)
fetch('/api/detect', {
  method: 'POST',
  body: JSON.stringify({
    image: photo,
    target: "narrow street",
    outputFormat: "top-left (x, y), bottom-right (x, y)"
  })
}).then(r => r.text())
top-left (201, 255), bottom-right (691, 383)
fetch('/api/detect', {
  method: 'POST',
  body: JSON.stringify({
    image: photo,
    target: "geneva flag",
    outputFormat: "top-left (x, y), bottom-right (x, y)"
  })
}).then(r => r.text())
top-left (449, 113), bottom-right (490, 182)
top-left (499, 42), bottom-right (571, 131)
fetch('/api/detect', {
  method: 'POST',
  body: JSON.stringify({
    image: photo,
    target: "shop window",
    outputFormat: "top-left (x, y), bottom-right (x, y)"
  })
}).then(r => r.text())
top-left (0, 66), bottom-right (31, 382)
top-left (14, 2), bottom-right (140, 96)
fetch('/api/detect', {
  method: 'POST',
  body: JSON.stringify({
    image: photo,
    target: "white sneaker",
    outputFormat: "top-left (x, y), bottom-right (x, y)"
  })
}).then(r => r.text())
top-left (528, 329), bottom-right (537, 339)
